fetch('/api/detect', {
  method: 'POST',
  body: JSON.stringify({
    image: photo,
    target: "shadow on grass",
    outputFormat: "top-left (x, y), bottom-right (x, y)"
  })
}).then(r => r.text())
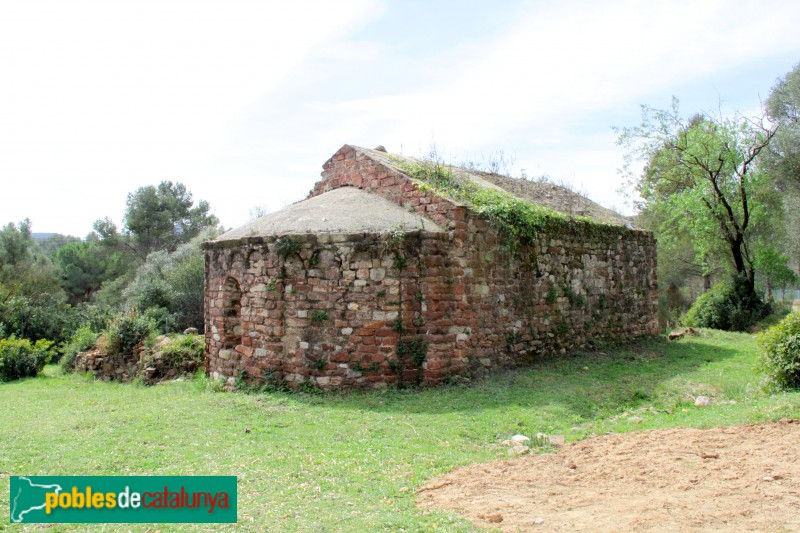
top-left (279, 333), bottom-right (746, 418)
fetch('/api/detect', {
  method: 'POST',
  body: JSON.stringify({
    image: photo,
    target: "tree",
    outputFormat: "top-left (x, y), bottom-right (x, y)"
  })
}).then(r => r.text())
top-left (53, 241), bottom-right (127, 304)
top-left (766, 62), bottom-right (800, 191)
top-left (754, 246), bottom-right (798, 302)
top-left (93, 181), bottom-right (217, 262)
top-left (0, 220), bottom-right (63, 300)
top-left (766, 63), bottom-right (800, 276)
top-left (0, 219), bottom-right (33, 275)
top-left (617, 98), bottom-right (777, 300)
top-left (122, 181), bottom-right (217, 260)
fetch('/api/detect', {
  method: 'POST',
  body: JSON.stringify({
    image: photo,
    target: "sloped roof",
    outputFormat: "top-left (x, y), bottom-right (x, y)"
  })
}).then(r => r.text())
top-left (214, 186), bottom-right (443, 242)
top-left (353, 145), bottom-right (632, 227)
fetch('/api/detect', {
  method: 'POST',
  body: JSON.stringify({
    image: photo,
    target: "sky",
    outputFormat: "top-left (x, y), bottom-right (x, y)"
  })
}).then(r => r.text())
top-left (1, 0), bottom-right (800, 238)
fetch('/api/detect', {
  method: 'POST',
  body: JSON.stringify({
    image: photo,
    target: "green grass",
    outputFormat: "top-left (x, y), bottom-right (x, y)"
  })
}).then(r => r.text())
top-left (3, 330), bottom-right (800, 531)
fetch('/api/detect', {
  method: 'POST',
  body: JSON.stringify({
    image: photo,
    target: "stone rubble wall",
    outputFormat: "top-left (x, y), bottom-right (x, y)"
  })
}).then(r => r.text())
top-left (74, 339), bottom-right (202, 384)
top-left (204, 231), bottom-right (454, 389)
top-left (204, 145), bottom-right (658, 389)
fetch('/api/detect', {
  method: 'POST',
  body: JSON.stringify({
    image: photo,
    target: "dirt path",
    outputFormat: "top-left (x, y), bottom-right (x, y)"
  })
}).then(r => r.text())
top-left (418, 420), bottom-right (800, 532)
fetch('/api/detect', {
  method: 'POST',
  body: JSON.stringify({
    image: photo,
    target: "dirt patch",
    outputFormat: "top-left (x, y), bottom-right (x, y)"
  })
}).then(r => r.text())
top-left (418, 420), bottom-right (800, 532)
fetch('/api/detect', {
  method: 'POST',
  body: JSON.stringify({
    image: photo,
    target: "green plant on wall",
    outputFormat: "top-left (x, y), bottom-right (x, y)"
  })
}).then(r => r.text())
top-left (275, 237), bottom-right (301, 258)
top-left (397, 336), bottom-right (429, 367)
top-left (390, 157), bottom-right (626, 256)
top-left (545, 284), bottom-right (558, 304)
top-left (311, 310), bottom-right (329, 324)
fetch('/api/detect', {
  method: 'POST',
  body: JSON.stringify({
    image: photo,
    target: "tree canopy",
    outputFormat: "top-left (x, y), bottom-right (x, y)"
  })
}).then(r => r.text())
top-left (766, 62), bottom-right (800, 190)
top-left (94, 181), bottom-right (218, 262)
top-left (53, 241), bottom-right (127, 305)
top-left (617, 98), bottom-right (777, 296)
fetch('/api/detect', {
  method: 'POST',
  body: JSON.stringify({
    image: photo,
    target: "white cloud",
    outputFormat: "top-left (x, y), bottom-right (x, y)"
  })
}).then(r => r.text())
top-left (0, 0), bottom-right (379, 235)
top-left (1, 0), bottom-right (799, 235)
top-left (314, 0), bottom-right (800, 148)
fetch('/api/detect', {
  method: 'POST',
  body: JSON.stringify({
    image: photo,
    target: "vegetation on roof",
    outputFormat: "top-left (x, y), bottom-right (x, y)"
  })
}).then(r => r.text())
top-left (390, 156), bottom-right (628, 255)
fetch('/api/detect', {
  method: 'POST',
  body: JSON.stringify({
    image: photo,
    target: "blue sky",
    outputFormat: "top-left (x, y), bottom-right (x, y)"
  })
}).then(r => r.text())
top-left (1, 0), bottom-right (799, 237)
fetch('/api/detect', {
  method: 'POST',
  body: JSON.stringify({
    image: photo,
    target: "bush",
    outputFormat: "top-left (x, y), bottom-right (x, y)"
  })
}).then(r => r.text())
top-left (99, 312), bottom-right (154, 355)
top-left (0, 293), bottom-right (80, 345)
top-left (157, 334), bottom-right (205, 363)
top-left (0, 337), bottom-right (54, 381)
top-left (59, 326), bottom-right (98, 372)
top-left (682, 275), bottom-right (767, 331)
top-left (758, 312), bottom-right (800, 390)
top-left (122, 230), bottom-right (212, 333)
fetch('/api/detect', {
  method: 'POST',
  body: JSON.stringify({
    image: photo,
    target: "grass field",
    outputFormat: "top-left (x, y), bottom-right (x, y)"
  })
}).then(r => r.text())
top-left (3, 330), bottom-right (800, 531)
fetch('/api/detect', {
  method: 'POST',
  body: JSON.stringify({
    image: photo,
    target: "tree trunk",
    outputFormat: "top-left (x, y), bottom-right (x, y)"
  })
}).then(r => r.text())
top-left (766, 274), bottom-right (772, 302)
top-left (729, 238), bottom-right (755, 292)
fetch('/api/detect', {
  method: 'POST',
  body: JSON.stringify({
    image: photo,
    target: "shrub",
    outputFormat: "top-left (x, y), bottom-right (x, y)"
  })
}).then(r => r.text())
top-left (0, 337), bottom-right (54, 381)
top-left (0, 293), bottom-right (80, 345)
top-left (758, 312), bottom-right (800, 390)
top-left (59, 326), bottom-right (98, 372)
top-left (157, 334), bottom-right (204, 363)
top-left (122, 231), bottom-right (210, 332)
top-left (100, 312), bottom-right (154, 355)
top-left (682, 275), bottom-right (767, 331)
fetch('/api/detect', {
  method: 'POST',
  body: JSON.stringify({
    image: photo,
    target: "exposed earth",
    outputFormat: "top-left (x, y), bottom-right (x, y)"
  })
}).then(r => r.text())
top-left (418, 420), bottom-right (800, 532)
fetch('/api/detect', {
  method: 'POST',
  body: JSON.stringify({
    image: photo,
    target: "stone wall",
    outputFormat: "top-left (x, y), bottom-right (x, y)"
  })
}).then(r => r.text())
top-left (204, 231), bottom-right (455, 389)
top-left (74, 337), bottom-right (203, 384)
top-left (204, 145), bottom-right (658, 390)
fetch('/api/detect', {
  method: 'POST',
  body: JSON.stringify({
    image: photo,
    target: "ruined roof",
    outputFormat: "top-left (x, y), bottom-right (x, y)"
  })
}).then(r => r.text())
top-left (354, 145), bottom-right (632, 227)
top-left (214, 186), bottom-right (443, 242)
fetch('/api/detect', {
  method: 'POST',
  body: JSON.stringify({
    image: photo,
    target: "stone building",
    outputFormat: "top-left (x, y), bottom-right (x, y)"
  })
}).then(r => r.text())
top-left (203, 145), bottom-right (658, 389)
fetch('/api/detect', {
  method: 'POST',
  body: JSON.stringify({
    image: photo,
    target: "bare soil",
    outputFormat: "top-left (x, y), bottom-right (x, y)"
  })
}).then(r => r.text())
top-left (417, 420), bottom-right (800, 532)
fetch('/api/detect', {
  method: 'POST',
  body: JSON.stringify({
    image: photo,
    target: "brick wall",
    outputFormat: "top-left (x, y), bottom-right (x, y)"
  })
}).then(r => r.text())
top-left (203, 145), bottom-right (658, 389)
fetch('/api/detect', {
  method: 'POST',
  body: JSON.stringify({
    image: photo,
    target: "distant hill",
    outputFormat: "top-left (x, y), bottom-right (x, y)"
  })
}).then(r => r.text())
top-left (32, 233), bottom-right (57, 241)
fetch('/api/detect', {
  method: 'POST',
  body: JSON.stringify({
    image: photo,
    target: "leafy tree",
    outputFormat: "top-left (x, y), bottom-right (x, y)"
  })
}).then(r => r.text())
top-left (765, 62), bottom-right (800, 190)
top-left (783, 192), bottom-right (800, 275)
top-left (765, 63), bottom-right (800, 279)
top-left (0, 293), bottom-right (77, 343)
top-left (120, 181), bottom-right (217, 260)
top-left (0, 219), bottom-right (34, 276)
top-left (617, 98), bottom-right (777, 303)
top-left (34, 233), bottom-right (81, 258)
top-left (0, 220), bottom-right (64, 300)
top-left (754, 246), bottom-right (798, 301)
top-left (53, 241), bottom-right (127, 304)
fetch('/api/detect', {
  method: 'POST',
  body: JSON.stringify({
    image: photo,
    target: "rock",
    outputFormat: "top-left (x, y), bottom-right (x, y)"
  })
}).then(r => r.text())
top-left (183, 327), bottom-right (199, 335)
top-left (628, 416), bottom-right (643, 423)
top-left (478, 513), bottom-right (503, 523)
top-left (533, 517), bottom-right (545, 524)
top-left (547, 434), bottom-right (565, 446)
top-left (511, 434), bottom-right (531, 444)
top-left (694, 395), bottom-right (711, 407)
top-left (508, 445), bottom-right (530, 456)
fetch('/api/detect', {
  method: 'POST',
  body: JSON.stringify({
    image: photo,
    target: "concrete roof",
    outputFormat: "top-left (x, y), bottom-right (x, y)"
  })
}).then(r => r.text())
top-left (214, 186), bottom-right (443, 242)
